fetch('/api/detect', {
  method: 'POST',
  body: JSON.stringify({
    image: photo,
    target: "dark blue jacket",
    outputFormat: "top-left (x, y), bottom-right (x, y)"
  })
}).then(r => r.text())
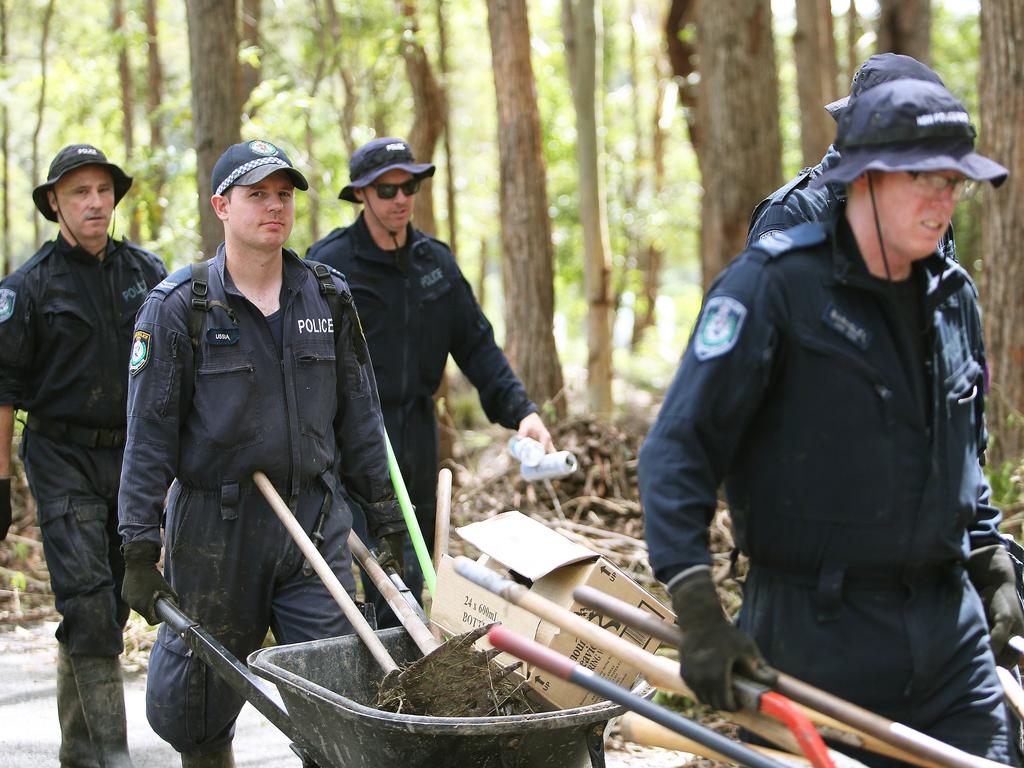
top-left (641, 216), bottom-right (1001, 586)
top-left (118, 246), bottom-right (403, 546)
top-left (0, 235), bottom-right (166, 427)
top-left (306, 216), bottom-right (537, 513)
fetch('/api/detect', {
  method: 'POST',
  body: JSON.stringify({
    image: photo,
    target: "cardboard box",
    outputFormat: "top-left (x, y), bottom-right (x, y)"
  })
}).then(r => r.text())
top-left (431, 511), bottom-right (675, 710)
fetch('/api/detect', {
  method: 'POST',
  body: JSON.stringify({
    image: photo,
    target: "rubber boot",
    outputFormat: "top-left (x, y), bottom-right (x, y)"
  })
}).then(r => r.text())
top-left (71, 655), bottom-right (135, 768)
top-left (57, 644), bottom-right (100, 768)
top-left (180, 745), bottom-right (236, 768)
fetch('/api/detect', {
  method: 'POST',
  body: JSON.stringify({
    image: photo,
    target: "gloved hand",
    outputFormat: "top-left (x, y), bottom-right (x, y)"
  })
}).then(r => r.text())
top-left (0, 478), bottom-right (11, 540)
top-left (121, 539), bottom-right (178, 625)
top-left (377, 531), bottom-right (406, 576)
top-left (967, 544), bottom-right (1024, 668)
top-left (671, 568), bottom-right (777, 711)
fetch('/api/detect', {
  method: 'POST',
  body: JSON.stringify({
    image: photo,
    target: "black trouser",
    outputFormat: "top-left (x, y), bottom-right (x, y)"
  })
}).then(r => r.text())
top-left (20, 429), bottom-right (129, 656)
top-left (740, 565), bottom-right (1015, 766)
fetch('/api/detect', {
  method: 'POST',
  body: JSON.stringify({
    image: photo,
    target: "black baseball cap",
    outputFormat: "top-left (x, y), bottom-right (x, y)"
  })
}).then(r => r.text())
top-left (33, 144), bottom-right (132, 222)
top-left (824, 53), bottom-right (944, 120)
top-left (211, 140), bottom-right (308, 197)
top-left (339, 137), bottom-right (435, 202)
top-left (813, 79), bottom-right (1008, 189)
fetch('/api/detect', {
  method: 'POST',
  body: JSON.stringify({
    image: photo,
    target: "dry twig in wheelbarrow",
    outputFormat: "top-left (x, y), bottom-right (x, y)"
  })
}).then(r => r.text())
top-left (253, 471), bottom-right (524, 718)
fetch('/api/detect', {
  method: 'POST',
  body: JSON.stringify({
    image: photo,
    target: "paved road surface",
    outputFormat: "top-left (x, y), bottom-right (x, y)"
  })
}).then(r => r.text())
top-left (0, 621), bottom-right (685, 767)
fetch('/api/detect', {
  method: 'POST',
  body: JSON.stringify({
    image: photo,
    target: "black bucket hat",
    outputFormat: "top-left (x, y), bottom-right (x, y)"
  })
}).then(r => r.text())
top-left (211, 140), bottom-right (309, 197)
top-left (339, 137), bottom-right (435, 202)
top-left (33, 144), bottom-right (133, 222)
top-left (824, 52), bottom-right (944, 120)
top-left (812, 79), bottom-right (1008, 189)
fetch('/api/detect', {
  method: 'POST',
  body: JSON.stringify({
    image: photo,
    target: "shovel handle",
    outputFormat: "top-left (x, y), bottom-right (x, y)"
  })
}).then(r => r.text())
top-left (253, 471), bottom-right (399, 675)
top-left (434, 468), bottom-right (452, 573)
top-left (348, 530), bottom-right (440, 656)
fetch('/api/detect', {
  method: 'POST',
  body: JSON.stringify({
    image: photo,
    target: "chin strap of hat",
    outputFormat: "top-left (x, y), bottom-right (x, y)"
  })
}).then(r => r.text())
top-left (866, 173), bottom-right (893, 282)
top-left (53, 201), bottom-right (114, 260)
top-left (363, 194), bottom-right (401, 251)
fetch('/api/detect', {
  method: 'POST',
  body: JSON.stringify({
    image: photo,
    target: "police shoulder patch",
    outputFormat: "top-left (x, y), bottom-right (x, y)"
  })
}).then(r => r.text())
top-left (129, 330), bottom-right (152, 375)
top-left (0, 288), bottom-right (15, 323)
top-left (694, 296), bottom-right (747, 361)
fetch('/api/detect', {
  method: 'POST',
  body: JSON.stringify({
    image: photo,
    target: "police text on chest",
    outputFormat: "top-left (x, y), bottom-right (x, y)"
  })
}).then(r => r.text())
top-left (297, 317), bottom-right (334, 334)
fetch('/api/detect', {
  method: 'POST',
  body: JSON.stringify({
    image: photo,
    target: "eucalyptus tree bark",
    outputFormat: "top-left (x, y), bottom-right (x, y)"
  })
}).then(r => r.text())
top-left (31, 0), bottom-right (56, 246)
top-left (876, 0), bottom-right (930, 64)
top-left (145, 0), bottom-right (167, 237)
top-left (186, 0), bottom-right (241, 259)
top-left (238, 0), bottom-right (262, 115)
top-left (400, 0), bottom-right (444, 237)
top-left (562, 0), bottom-right (613, 415)
top-left (978, 0), bottom-right (1024, 465)
top-left (695, 0), bottom-right (782, 287)
top-left (1, 0), bottom-right (9, 274)
top-left (665, 0), bottom-right (702, 159)
top-left (306, 0), bottom-right (329, 244)
top-left (794, 0), bottom-right (838, 167)
top-left (113, 0), bottom-right (141, 243)
top-left (845, 0), bottom-right (860, 85)
top-left (323, 0), bottom-right (357, 155)
top-left (486, 0), bottom-right (565, 416)
top-left (436, 0), bottom-right (457, 255)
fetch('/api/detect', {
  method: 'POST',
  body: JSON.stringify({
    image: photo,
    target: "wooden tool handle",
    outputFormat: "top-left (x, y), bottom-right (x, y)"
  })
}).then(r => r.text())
top-left (434, 467), bottom-right (452, 573)
top-left (253, 471), bottom-right (398, 674)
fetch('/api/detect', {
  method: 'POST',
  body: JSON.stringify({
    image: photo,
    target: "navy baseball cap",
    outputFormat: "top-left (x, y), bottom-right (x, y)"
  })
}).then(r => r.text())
top-left (813, 79), bottom-right (1008, 189)
top-left (824, 53), bottom-right (944, 120)
top-left (339, 137), bottom-right (435, 202)
top-left (211, 140), bottom-right (308, 197)
top-left (33, 144), bottom-right (132, 222)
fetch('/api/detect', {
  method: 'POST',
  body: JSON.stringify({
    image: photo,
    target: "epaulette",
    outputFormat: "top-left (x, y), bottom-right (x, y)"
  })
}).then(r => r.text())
top-left (775, 166), bottom-right (815, 201)
top-left (12, 241), bottom-right (57, 276)
top-left (150, 264), bottom-right (192, 297)
top-left (750, 221), bottom-right (827, 258)
top-left (305, 226), bottom-right (350, 259)
top-left (304, 258), bottom-right (348, 286)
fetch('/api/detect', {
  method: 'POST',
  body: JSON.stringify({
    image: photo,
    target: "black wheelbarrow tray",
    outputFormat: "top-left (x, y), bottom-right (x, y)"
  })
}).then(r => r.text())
top-left (157, 598), bottom-right (635, 768)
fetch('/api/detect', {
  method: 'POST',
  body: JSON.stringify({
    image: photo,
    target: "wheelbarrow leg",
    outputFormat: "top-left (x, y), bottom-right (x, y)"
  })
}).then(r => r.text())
top-left (586, 723), bottom-right (608, 768)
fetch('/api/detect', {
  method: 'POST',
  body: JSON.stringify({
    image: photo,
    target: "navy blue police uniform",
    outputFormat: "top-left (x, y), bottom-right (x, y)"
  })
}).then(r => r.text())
top-left (640, 215), bottom-right (1012, 764)
top-left (0, 234), bottom-right (166, 656)
top-left (307, 215), bottom-right (538, 619)
top-left (118, 246), bottom-right (404, 754)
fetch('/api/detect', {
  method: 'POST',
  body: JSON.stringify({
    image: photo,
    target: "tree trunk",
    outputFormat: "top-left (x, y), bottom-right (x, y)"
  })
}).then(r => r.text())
top-left (323, 0), bottom-right (357, 156)
top-left (846, 0), bottom-right (860, 85)
top-left (563, 0), bottom-right (613, 415)
top-left (306, 0), bottom-right (328, 245)
top-left (186, 0), bottom-right (241, 259)
top-left (486, 0), bottom-right (565, 416)
top-left (876, 0), bottom-right (930, 64)
top-left (436, 0), bottom-right (457, 256)
top-left (238, 0), bottom-right (262, 115)
top-left (1, 0), bottom-right (9, 275)
top-left (665, 0), bottom-right (702, 159)
top-left (113, 0), bottom-right (141, 243)
top-left (794, 0), bottom-right (838, 167)
top-left (978, 0), bottom-right (1024, 466)
top-left (31, 0), bottom-right (56, 246)
top-left (400, 0), bottom-right (444, 237)
top-left (145, 0), bottom-right (167, 238)
top-left (695, 0), bottom-right (782, 288)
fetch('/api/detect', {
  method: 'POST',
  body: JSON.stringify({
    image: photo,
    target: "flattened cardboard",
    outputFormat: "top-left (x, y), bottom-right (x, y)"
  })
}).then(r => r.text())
top-left (430, 511), bottom-right (675, 709)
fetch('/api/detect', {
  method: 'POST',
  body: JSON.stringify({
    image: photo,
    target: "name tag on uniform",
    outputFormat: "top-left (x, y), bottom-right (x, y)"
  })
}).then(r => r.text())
top-left (822, 304), bottom-right (871, 351)
top-left (207, 328), bottom-right (239, 345)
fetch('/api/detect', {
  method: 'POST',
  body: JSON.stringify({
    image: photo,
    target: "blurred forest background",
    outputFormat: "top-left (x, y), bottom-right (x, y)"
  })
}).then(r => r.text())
top-left (2, 0), bottom-right (1024, 619)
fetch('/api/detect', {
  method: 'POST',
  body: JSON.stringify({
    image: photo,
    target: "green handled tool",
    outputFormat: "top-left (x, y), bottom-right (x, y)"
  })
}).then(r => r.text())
top-left (384, 430), bottom-right (436, 596)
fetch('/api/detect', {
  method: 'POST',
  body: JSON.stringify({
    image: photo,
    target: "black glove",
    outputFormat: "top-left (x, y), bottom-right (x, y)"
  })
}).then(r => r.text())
top-left (0, 478), bottom-right (11, 540)
top-left (967, 544), bottom-right (1024, 668)
top-left (377, 531), bottom-right (406, 576)
top-left (671, 568), bottom-right (777, 711)
top-left (121, 539), bottom-right (178, 625)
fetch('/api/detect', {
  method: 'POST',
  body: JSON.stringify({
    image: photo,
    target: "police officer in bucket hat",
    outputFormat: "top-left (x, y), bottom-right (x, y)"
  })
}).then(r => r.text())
top-left (641, 78), bottom-right (1019, 765)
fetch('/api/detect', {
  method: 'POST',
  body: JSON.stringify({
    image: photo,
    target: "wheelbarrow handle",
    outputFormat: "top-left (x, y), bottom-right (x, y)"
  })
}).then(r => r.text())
top-left (488, 624), bottom-right (791, 768)
top-left (253, 471), bottom-right (399, 675)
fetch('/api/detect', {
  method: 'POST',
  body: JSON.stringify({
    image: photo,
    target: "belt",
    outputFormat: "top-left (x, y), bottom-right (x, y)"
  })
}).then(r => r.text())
top-left (26, 414), bottom-right (127, 449)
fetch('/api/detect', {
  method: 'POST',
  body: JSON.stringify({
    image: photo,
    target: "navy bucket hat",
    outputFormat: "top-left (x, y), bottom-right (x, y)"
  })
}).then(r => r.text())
top-left (211, 140), bottom-right (308, 197)
top-left (33, 144), bottom-right (133, 222)
top-left (339, 137), bottom-right (435, 202)
top-left (813, 79), bottom-right (1008, 189)
top-left (824, 52), bottom-right (944, 120)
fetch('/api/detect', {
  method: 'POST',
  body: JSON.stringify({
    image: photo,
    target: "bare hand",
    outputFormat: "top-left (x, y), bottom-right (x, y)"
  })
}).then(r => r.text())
top-left (516, 412), bottom-right (554, 452)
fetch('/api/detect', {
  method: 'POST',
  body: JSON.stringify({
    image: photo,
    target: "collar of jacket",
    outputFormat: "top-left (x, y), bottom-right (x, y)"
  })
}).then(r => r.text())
top-left (55, 232), bottom-right (118, 265)
top-left (352, 213), bottom-right (424, 266)
top-left (213, 243), bottom-right (306, 299)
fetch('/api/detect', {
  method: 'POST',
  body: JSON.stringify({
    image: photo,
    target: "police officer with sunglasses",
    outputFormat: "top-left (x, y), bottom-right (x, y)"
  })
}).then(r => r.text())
top-left (308, 137), bottom-right (553, 625)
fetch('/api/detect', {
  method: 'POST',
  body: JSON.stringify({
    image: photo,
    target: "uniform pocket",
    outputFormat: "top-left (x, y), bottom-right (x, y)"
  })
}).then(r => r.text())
top-left (194, 350), bottom-right (263, 449)
top-left (293, 338), bottom-right (338, 439)
top-left (42, 298), bottom-right (93, 346)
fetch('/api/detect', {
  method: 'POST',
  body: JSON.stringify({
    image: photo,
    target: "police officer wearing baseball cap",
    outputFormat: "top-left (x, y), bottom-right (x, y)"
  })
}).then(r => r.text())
top-left (641, 78), bottom-right (1018, 764)
top-left (308, 137), bottom-right (553, 626)
top-left (0, 144), bottom-right (166, 767)
top-left (118, 140), bottom-right (405, 767)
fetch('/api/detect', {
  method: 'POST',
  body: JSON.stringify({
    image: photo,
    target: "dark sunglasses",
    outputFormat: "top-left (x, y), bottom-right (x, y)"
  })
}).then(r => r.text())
top-left (370, 179), bottom-right (421, 199)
